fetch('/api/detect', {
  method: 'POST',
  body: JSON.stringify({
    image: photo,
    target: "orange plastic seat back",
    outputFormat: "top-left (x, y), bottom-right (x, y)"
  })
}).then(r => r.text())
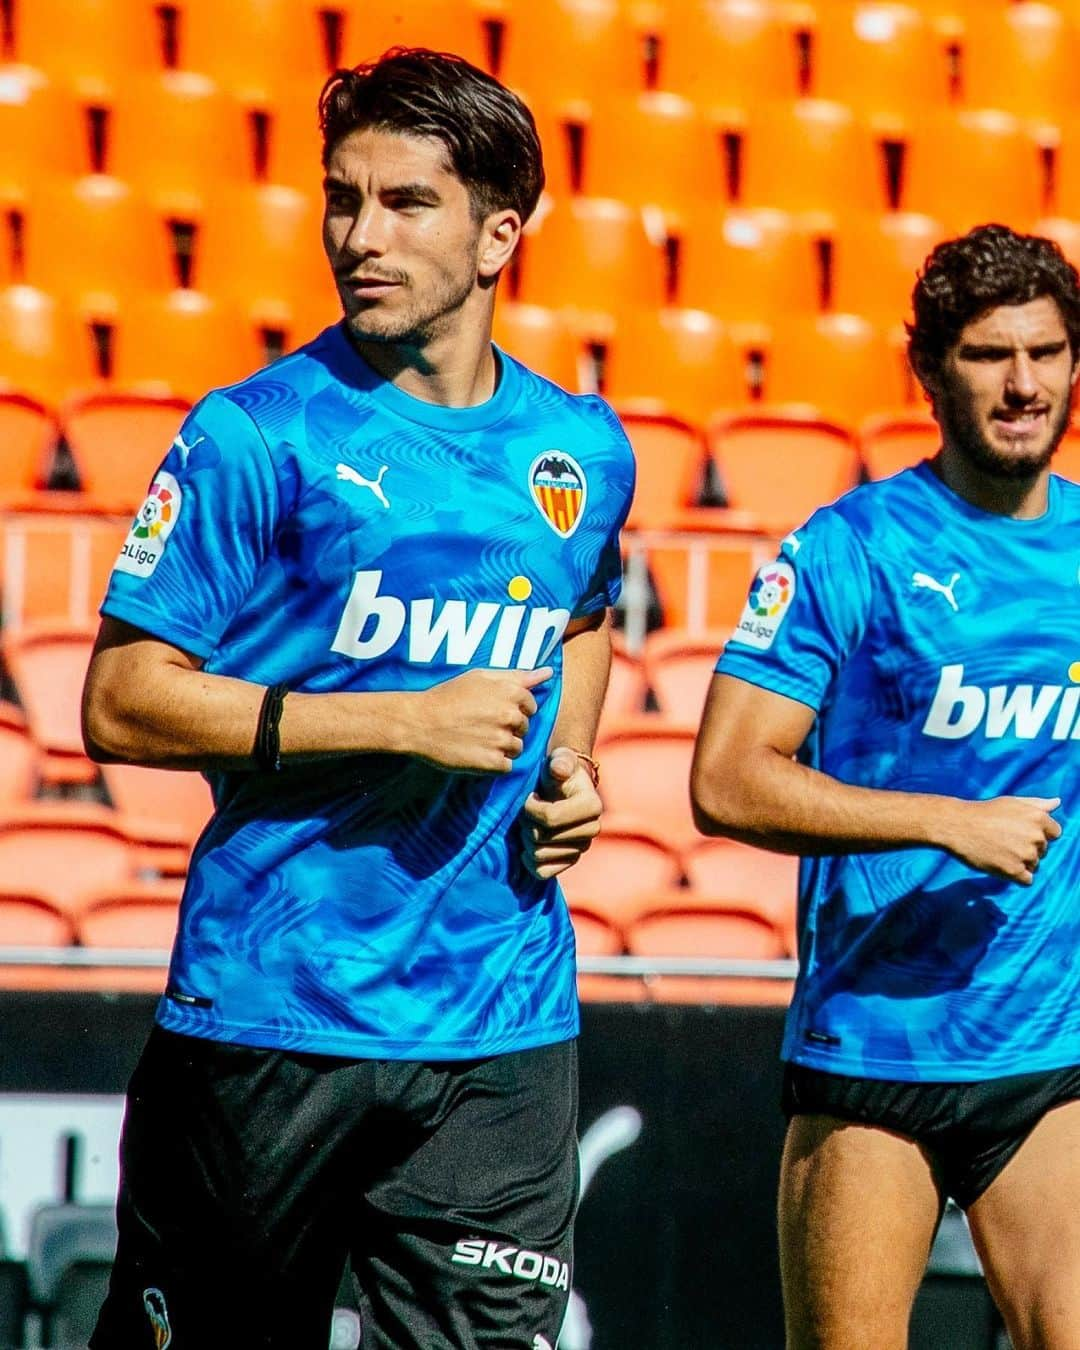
top-left (0, 72), bottom-right (91, 202)
top-left (657, 0), bottom-right (798, 111)
top-left (708, 412), bottom-right (861, 533)
top-left (78, 879), bottom-right (184, 949)
top-left (559, 815), bottom-right (684, 930)
top-left (492, 303), bottom-right (583, 392)
top-left (595, 719), bottom-right (699, 852)
top-left (0, 508), bottom-right (129, 629)
top-left (99, 763), bottom-right (214, 846)
top-left (0, 805), bottom-right (138, 915)
top-left (761, 314), bottom-right (911, 425)
top-left (61, 392), bottom-right (190, 514)
top-left (0, 891), bottom-right (75, 945)
top-left (341, 0), bottom-right (492, 70)
top-left (10, 0), bottom-right (161, 97)
top-left (961, 3), bottom-right (1073, 125)
top-left (178, 0), bottom-right (339, 103)
top-left (642, 630), bottom-right (727, 722)
top-left (0, 392), bottom-right (58, 495)
top-left (859, 412), bottom-right (939, 480)
top-left (626, 906), bottom-right (791, 1004)
top-left (0, 287), bottom-right (100, 406)
top-left (596, 642), bottom-right (648, 734)
top-left (0, 624), bottom-right (98, 782)
top-left (0, 701), bottom-right (41, 804)
top-left (682, 837), bottom-right (799, 952)
top-left (616, 411), bottom-right (710, 531)
top-left (831, 211), bottom-right (945, 328)
top-left (641, 526), bottom-right (772, 634)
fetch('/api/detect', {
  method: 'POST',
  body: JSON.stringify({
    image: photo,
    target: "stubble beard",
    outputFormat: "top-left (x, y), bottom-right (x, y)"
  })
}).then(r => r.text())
top-left (936, 381), bottom-right (1072, 481)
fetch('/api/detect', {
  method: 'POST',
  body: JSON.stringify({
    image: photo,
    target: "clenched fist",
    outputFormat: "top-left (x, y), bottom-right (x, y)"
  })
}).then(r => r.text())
top-left (411, 667), bottom-right (553, 773)
top-left (520, 745), bottom-right (603, 879)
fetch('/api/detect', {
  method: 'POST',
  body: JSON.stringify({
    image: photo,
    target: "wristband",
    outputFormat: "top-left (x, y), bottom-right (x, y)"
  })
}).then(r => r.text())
top-left (253, 682), bottom-right (289, 772)
top-left (567, 748), bottom-right (600, 788)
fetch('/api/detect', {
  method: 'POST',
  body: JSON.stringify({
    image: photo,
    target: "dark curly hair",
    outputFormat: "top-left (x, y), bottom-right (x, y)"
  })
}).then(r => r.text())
top-left (908, 224), bottom-right (1080, 383)
top-left (318, 48), bottom-right (544, 225)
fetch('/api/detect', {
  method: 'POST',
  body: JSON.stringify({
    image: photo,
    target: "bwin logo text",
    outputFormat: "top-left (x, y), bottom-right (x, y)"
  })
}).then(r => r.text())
top-left (923, 664), bottom-right (1080, 741)
top-left (332, 570), bottom-right (570, 669)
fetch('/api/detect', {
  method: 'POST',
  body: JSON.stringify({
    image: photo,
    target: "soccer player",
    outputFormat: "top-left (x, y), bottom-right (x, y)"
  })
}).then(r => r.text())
top-left (82, 49), bottom-right (634, 1350)
top-left (691, 224), bottom-right (1080, 1350)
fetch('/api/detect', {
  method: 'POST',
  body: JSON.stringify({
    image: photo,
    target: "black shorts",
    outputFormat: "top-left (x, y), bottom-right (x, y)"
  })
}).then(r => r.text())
top-left (91, 1027), bottom-right (578, 1350)
top-left (782, 1060), bottom-right (1080, 1210)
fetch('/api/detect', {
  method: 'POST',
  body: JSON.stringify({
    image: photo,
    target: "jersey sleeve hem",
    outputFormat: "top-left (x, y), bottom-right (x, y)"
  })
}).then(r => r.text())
top-left (101, 595), bottom-right (216, 660)
top-left (715, 656), bottom-right (823, 714)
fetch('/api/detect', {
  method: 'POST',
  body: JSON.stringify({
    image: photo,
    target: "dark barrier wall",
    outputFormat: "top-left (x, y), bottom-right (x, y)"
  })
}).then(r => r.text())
top-left (0, 994), bottom-right (791, 1349)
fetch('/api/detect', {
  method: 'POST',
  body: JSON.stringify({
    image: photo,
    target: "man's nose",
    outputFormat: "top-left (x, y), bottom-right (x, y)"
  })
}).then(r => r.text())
top-left (1004, 352), bottom-right (1039, 401)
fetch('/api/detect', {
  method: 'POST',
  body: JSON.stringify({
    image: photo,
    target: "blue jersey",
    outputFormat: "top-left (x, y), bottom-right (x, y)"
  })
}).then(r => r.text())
top-left (101, 324), bottom-right (635, 1060)
top-left (718, 461), bottom-right (1080, 1082)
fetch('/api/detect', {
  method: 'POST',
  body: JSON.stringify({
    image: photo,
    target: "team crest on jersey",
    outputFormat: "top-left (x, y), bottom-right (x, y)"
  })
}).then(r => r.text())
top-left (114, 470), bottom-right (182, 578)
top-left (529, 452), bottom-right (586, 538)
top-left (733, 560), bottom-right (796, 650)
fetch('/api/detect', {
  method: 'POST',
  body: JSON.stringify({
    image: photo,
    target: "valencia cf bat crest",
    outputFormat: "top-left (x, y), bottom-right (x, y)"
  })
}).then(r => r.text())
top-left (529, 452), bottom-right (587, 538)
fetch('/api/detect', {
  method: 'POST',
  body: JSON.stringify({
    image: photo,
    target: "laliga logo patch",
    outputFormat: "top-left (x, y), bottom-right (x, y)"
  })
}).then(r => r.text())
top-left (529, 452), bottom-right (586, 539)
top-left (734, 560), bottom-right (796, 651)
top-left (115, 470), bottom-right (182, 579)
top-left (142, 1287), bottom-right (172, 1349)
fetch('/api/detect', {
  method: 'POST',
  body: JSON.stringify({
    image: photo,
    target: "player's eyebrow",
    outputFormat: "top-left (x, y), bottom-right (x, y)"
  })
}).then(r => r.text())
top-left (382, 181), bottom-right (442, 204)
top-left (957, 339), bottom-right (1069, 360)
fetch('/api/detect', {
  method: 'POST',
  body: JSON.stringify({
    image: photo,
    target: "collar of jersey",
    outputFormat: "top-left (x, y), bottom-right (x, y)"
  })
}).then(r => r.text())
top-left (914, 457), bottom-right (1063, 530)
top-left (325, 323), bottom-right (523, 431)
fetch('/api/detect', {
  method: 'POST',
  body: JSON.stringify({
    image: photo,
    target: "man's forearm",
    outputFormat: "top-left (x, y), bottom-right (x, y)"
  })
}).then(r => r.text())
top-left (548, 613), bottom-right (612, 755)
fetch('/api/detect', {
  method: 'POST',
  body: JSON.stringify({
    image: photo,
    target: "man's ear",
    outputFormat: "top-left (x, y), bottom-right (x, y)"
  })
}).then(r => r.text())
top-left (478, 209), bottom-right (522, 281)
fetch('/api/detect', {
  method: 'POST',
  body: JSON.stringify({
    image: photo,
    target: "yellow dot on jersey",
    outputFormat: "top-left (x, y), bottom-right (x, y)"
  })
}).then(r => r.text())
top-left (1069, 661), bottom-right (1080, 683)
top-left (508, 576), bottom-right (532, 601)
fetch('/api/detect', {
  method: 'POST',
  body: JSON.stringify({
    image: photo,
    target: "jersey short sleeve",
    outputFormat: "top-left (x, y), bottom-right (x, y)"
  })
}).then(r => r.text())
top-left (718, 507), bottom-right (872, 711)
top-left (102, 393), bottom-right (281, 658)
top-left (570, 396), bottom-right (636, 618)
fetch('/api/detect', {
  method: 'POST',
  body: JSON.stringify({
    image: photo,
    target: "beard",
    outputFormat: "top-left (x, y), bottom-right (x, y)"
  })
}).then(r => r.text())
top-left (934, 381), bottom-right (1072, 480)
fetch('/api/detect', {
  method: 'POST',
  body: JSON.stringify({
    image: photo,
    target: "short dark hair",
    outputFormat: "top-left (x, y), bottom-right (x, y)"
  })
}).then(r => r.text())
top-left (318, 48), bottom-right (545, 224)
top-left (908, 224), bottom-right (1080, 382)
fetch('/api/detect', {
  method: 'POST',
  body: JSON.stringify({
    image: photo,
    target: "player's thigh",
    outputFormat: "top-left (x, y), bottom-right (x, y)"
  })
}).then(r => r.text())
top-left (92, 1027), bottom-right (362, 1349)
top-left (967, 1097), bottom-right (1080, 1350)
top-left (358, 1039), bottom-right (578, 1350)
top-left (779, 1112), bottom-right (943, 1350)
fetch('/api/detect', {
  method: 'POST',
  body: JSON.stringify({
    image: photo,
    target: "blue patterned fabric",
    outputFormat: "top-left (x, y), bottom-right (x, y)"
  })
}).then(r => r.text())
top-left (718, 460), bottom-right (1080, 1081)
top-left (102, 325), bottom-right (635, 1059)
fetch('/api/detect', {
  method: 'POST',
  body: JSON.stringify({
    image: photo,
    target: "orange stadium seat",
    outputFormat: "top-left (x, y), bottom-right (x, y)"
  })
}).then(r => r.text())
top-left (682, 836), bottom-right (800, 955)
top-left (0, 622), bottom-right (98, 785)
top-left (176, 0), bottom-right (340, 104)
top-left (107, 72), bottom-right (254, 216)
top-left (674, 207), bottom-right (820, 326)
top-left (496, 0), bottom-right (649, 117)
top-left (341, 0), bottom-right (493, 71)
top-left (959, 2), bottom-right (1075, 125)
top-left (601, 307), bottom-right (748, 425)
top-left (594, 718), bottom-right (699, 853)
top-left (568, 902), bottom-right (644, 1003)
top-left (759, 314), bottom-right (912, 425)
top-left (901, 109), bottom-right (1045, 232)
top-left (0, 889), bottom-right (75, 946)
top-left (596, 639), bottom-right (649, 735)
top-left (1055, 429), bottom-right (1080, 485)
top-left (859, 410), bottom-right (939, 480)
top-left (60, 391), bottom-right (190, 513)
top-left (0, 504), bottom-right (127, 630)
top-left (641, 519), bottom-right (772, 634)
top-left (642, 629), bottom-right (727, 723)
top-left (99, 763), bottom-right (213, 849)
top-left (806, 2), bottom-right (948, 127)
top-left (626, 900), bottom-right (791, 1005)
top-left (558, 814), bottom-right (685, 931)
top-left (1034, 216), bottom-right (1080, 272)
top-left (0, 71), bottom-right (92, 204)
top-left (615, 410), bottom-right (711, 531)
top-left (581, 92), bottom-right (724, 226)
top-left (109, 289), bottom-right (267, 400)
top-left (708, 410), bottom-right (861, 534)
top-left (738, 99), bottom-right (888, 217)
top-left (656, 0), bottom-right (799, 112)
top-left (9, 0), bottom-right (161, 98)
top-left (0, 287), bottom-right (101, 405)
top-left (0, 701), bottom-right (41, 804)
top-left (0, 804), bottom-right (140, 917)
top-left (262, 79), bottom-right (330, 199)
top-left (512, 198), bottom-right (667, 333)
top-left (492, 302), bottom-right (584, 391)
top-left (1046, 144), bottom-right (1080, 226)
top-left (830, 211), bottom-right (945, 328)
top-left (77, 878), bottom-right (184, 950)
top-left (196, 183), bottom-right (349, 329)
top-left (22, 176), bottom-right (178, 313)
top-left (0, 391), bottom-right (59, 497)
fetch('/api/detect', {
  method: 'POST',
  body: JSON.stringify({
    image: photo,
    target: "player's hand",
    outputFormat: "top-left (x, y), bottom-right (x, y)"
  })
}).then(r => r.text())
top-left (939, 795), bottom-right (1062, 885)
top-left (520, 746), bottom-right (602, 879)
top-left (411, 667), bottom-right (552, 773)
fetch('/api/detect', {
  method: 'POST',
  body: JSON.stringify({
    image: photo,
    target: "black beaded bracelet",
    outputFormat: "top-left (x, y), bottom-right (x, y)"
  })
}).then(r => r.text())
top-left (254, 682), bottom-right (289, 772)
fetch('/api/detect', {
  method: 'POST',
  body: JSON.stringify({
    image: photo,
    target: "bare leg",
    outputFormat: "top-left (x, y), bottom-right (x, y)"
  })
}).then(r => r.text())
top-left (967, 1099), bottom-right (1080, 1350)
top-left (778, 1113), bottom-right (944, 1350)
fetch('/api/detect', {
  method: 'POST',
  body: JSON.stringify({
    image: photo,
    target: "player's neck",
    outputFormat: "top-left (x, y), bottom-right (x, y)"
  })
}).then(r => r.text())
top-left (932, 446), bottom-right (1051, 520)
top-left (346, 309), bottom-right (499, 409)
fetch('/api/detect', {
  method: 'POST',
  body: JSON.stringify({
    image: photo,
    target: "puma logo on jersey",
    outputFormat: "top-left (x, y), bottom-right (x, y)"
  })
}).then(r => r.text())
top-left (172, 432), bottom-right (204, 466)
top-left (337, 461), bottom-right (390, 509)
top-left (912, 570), bottom-right (961, 612)
top-left (332, 570), bottom-right (570, 669)
top-left (451, 1239), bottom-right (570, 1291)
top-left (923, 663), bottom-right (1080, 740)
